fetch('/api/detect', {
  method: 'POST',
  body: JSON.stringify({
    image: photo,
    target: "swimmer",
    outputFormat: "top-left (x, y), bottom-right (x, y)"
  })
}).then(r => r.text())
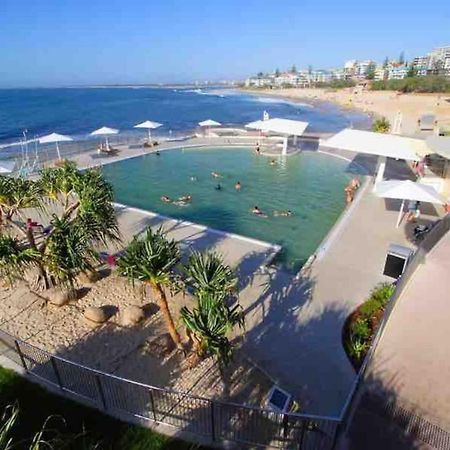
top-left (274, 210), bottom-right (293, 217)
top-left (255, 144), bottom-right (261, 154)
top-left (190, 176), bottom-right (198, 182)
top-left (215, 184), bottom-right (222, 191)
top-left (211, 171), bottom-right (221, 178)
top-left (156, 150), bottom-right (161, 156)
top-left (178, 194), bottom-right (192, 203)
top-left (160, 195), bottom-right (172, 203)
top-left (350, 178), bottom-right (360, 190)
top-left (251, 206), bottom-right (268, 217)
top-left (270, 159), bottom-right (277, 166)
top-left (235, 181), bottom-right (241, 191)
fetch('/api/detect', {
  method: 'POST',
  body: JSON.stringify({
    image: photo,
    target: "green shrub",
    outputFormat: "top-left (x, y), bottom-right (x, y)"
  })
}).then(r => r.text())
top-left (370, 76), bottom-right (450, 93)
top-left (350, 318), bottom-right (371, 340)
top-left (346, 336), bottom-right (369, 362)
top-left (370, 282), bottom-right (394, 306)
top-left (372, 117), bottom-right (391, 133)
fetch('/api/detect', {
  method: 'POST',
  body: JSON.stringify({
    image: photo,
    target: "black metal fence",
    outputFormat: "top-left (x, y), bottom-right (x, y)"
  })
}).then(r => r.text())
top-left (0, 329), bottom-right (340, 449)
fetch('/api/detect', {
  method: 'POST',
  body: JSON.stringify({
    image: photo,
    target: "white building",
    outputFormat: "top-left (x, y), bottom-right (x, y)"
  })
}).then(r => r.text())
top-left (387, 65), bottom-right (408, 80)
top-left (374, 65), bottom-right (387, 81)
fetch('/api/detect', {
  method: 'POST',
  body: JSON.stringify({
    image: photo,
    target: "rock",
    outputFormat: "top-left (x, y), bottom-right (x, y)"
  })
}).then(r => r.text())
top-left (78, 270), bottom-right (100, 284)
top-left (121, 305), bottom-right (145, 326)
top-left (84, 306), bottom-right (108, 323)
top-left (46, 288), bottom-right (77, 306)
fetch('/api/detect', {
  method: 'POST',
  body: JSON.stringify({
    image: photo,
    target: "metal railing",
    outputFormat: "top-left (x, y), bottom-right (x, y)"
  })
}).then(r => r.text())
top-left (0, 329), bottom-right (340, 449)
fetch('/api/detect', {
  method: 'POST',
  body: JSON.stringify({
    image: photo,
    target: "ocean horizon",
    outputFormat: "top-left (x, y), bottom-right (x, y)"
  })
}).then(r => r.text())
top-left (0, 87), bottom-right (370, 148)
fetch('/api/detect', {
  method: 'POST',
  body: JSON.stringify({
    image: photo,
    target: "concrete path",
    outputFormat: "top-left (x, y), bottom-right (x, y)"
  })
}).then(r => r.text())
top-left (237, 157), bottom-right (445, 416)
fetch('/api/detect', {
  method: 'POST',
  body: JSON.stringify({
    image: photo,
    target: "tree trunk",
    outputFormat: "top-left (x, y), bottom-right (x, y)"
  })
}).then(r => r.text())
top-left (151, 283), bottom-right (183, 351)
top-left (26, 224), bottom-right (50, 290)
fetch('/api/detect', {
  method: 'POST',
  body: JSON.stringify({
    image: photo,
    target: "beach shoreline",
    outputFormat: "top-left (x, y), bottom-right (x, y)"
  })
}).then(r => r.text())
top-left (241, 87), bottom-right (450, 136)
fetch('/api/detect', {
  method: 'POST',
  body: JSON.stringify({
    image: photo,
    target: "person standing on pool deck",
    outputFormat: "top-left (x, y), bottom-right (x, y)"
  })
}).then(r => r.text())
top-left (235, 181), bottom-right (241, 191)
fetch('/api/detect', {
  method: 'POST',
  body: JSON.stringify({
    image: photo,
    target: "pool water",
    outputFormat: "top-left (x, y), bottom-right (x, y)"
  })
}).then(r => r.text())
top-left (102, 147), bottom-right (351, 271)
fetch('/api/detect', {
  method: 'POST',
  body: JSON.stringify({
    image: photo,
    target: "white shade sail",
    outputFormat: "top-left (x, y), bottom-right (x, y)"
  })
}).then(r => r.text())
top-left (90, 127), bottom-right (119, 136)
top-left (322, 129), bottom-right (427, 161)
top-left (38, 133), bottom-right (73, 144)
top-left (246, 118), bottom-right (309, 137)
top-left (374, 180), bottom-right (446, 204)
top-left (426, 136), bottom-right (450, 160)
top-left (134, 120), bottom-right (162, 130)
top-left (198, 119), bottom-right (221, 127)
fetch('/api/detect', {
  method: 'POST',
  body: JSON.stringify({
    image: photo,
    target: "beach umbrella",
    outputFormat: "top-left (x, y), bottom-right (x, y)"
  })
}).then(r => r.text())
top-left (38, 132), bottom-right (73, 160)
top-left (374, 180), bottom-right (446, 227)
top-left (198, 119), bottom-right (221, 127)
top-left (199, 119), bottom-right (221, 136)
top-left (90, 127), bottom-right (119, 148)
top-left (133, 120), bottom-right (162, 143)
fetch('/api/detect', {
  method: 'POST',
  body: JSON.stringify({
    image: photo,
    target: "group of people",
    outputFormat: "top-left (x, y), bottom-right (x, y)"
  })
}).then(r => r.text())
top-left (160, 194), bottom-right (192, 206)
top-left (252, 206), bottom-right (292, 218)
top-left (344, 178), bottom-right (361, 204)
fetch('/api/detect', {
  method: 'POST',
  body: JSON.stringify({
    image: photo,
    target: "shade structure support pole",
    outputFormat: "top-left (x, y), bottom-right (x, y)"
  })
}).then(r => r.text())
top-left (396, 199), bottom-right (405, 227)
top-left (293, 135), bottom-right (298, 145)
top-left (282, 137), bottom-right (288, 156)
top-left (375, 155), bottom-right (387, 184)
top-left (148, 129), bottom-right (151, 143)
top-left (105, 136), bottom-right (109, 149)
top-left (55, 142), bottom-right (61, 160)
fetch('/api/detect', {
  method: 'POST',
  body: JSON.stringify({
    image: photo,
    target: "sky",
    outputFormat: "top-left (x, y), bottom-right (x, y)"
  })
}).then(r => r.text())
top-left (0, 0), bottom-right (449, 87)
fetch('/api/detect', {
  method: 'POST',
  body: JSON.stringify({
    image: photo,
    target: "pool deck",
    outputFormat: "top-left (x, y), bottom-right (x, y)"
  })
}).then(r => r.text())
top-left (13, 137), bottom-right (447, 417)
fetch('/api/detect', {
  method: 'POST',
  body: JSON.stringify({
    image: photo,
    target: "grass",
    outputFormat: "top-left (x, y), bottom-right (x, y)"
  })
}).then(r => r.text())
top-left (0, 365), bottom-right (203, 449)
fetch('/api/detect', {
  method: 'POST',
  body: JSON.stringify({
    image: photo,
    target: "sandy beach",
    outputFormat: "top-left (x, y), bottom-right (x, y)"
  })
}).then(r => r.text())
top-left (244, 87), bottom-right (450, 136)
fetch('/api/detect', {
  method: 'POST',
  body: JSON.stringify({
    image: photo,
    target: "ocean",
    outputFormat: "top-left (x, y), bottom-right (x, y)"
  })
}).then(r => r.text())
top-left (0, 87), bottom-right (370, 146)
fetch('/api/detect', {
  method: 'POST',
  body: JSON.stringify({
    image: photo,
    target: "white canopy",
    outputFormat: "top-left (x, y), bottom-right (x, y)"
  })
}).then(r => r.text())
top-left (90, 127), bottom-right (119, 136)
top-left (426, 136), bottom-right (450, 160)
top-left (38, 133), bottom-right (73, 144)
top-left (374, 180), bottom-right (446, 227)
top-left (322, 129), bottom-right (426, 161)
top-left (198, 119), bottom-right (221, 127)
top-left (38, 133), bottom-right (73, 160)
top-left (245, 118), bottom-right (309, 137)
top-left (134, 120), bottom-right (162, 130)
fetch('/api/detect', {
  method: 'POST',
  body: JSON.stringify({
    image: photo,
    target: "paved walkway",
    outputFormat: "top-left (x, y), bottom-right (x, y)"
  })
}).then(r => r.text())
top-left (237, 157), bottom-right (445, 416)
top-left (341, 225), bottom-right (450, 450)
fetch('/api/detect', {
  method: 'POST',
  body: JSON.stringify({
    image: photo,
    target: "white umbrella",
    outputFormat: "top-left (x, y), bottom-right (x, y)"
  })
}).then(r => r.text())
top-left (198, 119), bottom-right (221, 127)
top-left (90, 127), bottom-right (119, 149)
top-left (38, 132), bottom-right (73, 160)
top-left (374, 180), bottom-right (446, 227)
top-left (134, 120), bottom-right (162, 143)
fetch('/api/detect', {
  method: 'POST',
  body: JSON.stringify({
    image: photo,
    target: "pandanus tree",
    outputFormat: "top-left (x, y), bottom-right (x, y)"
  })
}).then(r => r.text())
top-left (180, 252), bottom-right (243, 363)
top-left (117, 227), bottom-right (183, 350)
top-left (0, 161), bottom-right (119, 290)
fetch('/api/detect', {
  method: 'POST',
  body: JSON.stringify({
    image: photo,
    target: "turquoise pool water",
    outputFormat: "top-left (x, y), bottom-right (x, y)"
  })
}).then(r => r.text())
top-left (102, 147), bottom-right (351, 271)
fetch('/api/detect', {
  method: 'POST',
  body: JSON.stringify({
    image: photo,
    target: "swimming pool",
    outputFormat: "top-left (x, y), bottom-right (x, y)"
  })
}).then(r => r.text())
top-left (102, 146), bottom-right (352, 271)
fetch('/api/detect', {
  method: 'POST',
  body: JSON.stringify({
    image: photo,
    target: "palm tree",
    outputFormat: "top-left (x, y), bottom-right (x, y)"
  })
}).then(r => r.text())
top-left (0, 161), bottom-right (120, 290)
top-left (180, 290), bottom-right (243, 363)
top-left (182, 251), bottom-right (237, 298)
top-left (181, 252), bottom-right (243, 363)
top-left (118, 228), bottom-right (183, 350)
top-left (0, 235), bottom-right (39, 286)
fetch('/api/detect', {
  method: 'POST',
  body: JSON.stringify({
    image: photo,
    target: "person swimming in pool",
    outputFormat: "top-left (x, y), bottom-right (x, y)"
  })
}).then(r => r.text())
top-left (178, 194), bottom-right (192, 203)
top-left (211, 171), bottom-right (221, 178)
top-left (251, 206), bottom-right (268, 217)
top-left (215, 184), bottom-right (222, 191)
top-left (235, 181), bottom-right (241, 191)
top-left (190, 176), bottom-right (198, 182)
top-left (269, 159), bottom-right (277, 166)
top-left (274, 210), bottom-right (293, 217)
top-left (161, 195), bottom-right (172, 203)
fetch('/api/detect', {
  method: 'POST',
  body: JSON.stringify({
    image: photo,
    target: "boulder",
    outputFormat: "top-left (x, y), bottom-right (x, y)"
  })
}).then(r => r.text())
top-left (46, 288), bottom-right (77, 306)
top-left (121, 305), bottom-right (145, 326)
top-left (84, 306), bottom-right (108, 323)
top-left (78, 270), bottom-right (100, 284)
